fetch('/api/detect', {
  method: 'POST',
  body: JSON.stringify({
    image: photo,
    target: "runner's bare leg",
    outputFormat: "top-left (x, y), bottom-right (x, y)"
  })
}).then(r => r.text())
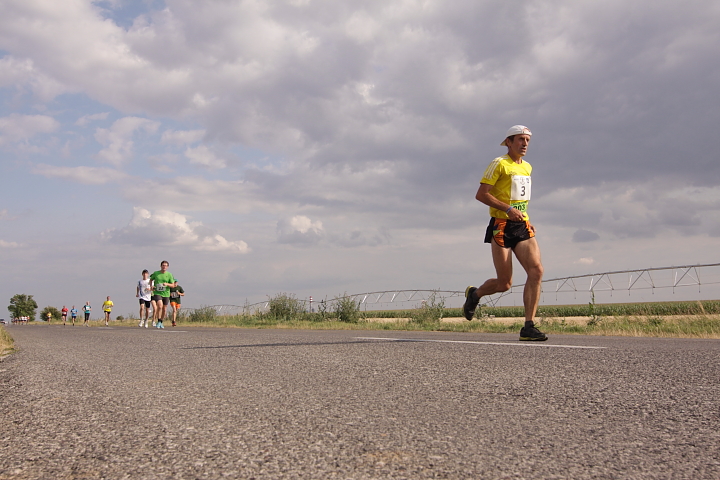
top-left (512, 237), bottom-right (543, 322)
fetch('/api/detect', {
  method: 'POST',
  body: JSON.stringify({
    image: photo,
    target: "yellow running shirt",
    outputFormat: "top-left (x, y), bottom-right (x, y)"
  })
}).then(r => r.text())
top-left (480, 154), bottom-right (532, 221)
top-left (103, 300), bottom-right (113, 312)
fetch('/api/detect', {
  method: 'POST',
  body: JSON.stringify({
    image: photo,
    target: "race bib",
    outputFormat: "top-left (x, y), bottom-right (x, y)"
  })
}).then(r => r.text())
top-left (510, 201), bottom-right (527, 213)
top-left (155, 284), bottom-right (165, 292)
top-left (511, 175), bottom-right (531, 201)
top-left (170, 291), bottom-right (179, 298)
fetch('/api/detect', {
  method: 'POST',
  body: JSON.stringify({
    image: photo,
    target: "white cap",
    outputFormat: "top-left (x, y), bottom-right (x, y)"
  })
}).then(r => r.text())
top-left (500, 125), bottom-right (532, 146)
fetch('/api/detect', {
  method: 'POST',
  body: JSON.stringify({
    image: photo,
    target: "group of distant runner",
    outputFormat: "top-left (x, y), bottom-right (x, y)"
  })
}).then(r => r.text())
top-left (57, 302), bottom-right (94, 326)
top-left (136, 260), bottom-right (184, 329)
top-left (46, 261), bottom-right (184, 329)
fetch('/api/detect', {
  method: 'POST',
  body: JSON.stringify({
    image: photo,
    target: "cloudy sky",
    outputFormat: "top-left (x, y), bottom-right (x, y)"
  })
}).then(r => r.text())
top-left (2, 0), bottom-right (720, 318)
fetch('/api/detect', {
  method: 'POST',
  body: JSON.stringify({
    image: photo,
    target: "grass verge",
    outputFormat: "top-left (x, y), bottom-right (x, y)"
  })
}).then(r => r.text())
top-left (104, 313), bottom-right (720, 338)
top-left (0, 326), bottom-right (16, 358)
top-left (9, 295), bottom-right (720, 339)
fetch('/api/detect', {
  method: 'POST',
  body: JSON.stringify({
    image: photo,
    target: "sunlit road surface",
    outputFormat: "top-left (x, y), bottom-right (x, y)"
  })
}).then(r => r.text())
top-left (2, 326), bottom-right (719, 479)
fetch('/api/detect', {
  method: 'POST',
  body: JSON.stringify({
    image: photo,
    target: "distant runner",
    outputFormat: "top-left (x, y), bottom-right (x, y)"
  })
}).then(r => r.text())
top-left (82, 302), bottom-right (91, 326)
top-left (102, 296), bottom-right (113, 326)
top-left (61, 306), bottom-right (68, 326)
top-left (169, 283), bottom-right (185, 327)
top-left (70, 306), bottom-right (78, 326)
top-left (137, 270), bottom-right (153, 328)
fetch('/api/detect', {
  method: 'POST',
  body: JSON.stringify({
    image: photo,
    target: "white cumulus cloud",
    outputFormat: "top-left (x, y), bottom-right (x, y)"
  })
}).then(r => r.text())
top-left (161, 129), bottom-right (205, 145)
top-left (184, 145), bottom-right (226, 169)
top-left (277, 215), bottom-right (324, 244)
top-left (575, 257), bottom-right (595, 265)
top-left (103, 207), bottom-right (249, 253)
top-left (0, 56), bottom-right (68, 102)
top-left (0, 239), bottom-right (21, 248)
top-left (94, 116), bottom-right (160, 166)
top-left (31, 164), bottom-right (128, 185)
top-left (75, 112), bottom-right (109, 126)
top-left (0, 114), bottom-right (59, 146)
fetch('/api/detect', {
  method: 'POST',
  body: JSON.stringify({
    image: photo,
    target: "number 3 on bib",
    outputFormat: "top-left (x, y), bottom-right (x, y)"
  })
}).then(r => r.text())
top-left (511, 175), bottom-right (531, 201)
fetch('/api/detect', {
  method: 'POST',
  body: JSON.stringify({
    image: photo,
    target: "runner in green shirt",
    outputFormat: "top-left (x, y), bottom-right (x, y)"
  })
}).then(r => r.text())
top-left (149, 260), bottom-right (176, 329)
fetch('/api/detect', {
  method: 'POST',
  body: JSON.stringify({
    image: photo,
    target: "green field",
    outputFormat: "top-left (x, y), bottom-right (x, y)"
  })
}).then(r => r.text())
top-left (358, 299), bottom-right (720, 319)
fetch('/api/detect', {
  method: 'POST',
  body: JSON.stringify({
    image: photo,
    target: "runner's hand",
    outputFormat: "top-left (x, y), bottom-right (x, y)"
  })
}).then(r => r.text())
top-left (507, 207), bottom-right (525, 222)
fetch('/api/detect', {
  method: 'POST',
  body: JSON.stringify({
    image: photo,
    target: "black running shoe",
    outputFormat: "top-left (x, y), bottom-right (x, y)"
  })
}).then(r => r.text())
top-left (463, 286), bottom-right (480, 320)
top-left (519, 325), bottom-right (548, 341)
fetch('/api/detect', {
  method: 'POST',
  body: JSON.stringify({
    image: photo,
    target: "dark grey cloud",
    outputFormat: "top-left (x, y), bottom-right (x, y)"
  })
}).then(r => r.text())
top-left (9, 0), bottom-right (716, 204)
top-left (329, 227), bottom-right (391, 248)
top-left (572, 229), bottom-right (599, 243)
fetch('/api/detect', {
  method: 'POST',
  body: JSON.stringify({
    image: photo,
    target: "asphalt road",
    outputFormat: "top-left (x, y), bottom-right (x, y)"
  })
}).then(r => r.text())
top-left (1, 325), bottom-right (719, 479)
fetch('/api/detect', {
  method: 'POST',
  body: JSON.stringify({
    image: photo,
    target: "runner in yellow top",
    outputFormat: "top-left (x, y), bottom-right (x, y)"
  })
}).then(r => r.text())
top-left (102, 296), bottom-right (114, 326)
top-left (480, 154), bottom-right (532, 221)
top-left (462, 125), bottom-right (547, 341)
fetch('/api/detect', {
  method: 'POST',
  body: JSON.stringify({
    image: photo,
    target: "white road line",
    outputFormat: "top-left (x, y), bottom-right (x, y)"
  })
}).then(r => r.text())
top-left (354, 337), bottom-right (606, 350)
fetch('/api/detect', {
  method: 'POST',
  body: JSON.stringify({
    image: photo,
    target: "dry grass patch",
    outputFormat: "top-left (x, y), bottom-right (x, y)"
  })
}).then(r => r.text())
top-left (357, 314), bottom-right (720, 338)
top-left (0, 326), bottom-right (15, 358)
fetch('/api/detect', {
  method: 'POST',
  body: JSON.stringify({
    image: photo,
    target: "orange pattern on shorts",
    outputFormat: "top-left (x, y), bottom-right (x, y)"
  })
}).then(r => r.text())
top-left (492, 218), bottom-right (534, 248)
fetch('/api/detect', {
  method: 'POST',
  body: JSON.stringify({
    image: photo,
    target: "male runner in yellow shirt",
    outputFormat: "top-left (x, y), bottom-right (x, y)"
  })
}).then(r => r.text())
top-left (463, 125), bottom-right (547, 341)
top-left (102, 296), bottom-right (114, 326)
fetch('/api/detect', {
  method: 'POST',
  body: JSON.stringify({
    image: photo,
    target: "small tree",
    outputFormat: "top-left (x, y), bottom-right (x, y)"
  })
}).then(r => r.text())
top-left (8, 294), bottom-right (38, 321)
top-left (41, 306), bottom-right (61, 322)
top-left (333, 293), bottom-right (361, 323)
top-left (267, 293), bottom-right (305, 320)
top-left (410, 291), bottom-right (446, 324)
top-left (188, 306), bottom-right (217, 323)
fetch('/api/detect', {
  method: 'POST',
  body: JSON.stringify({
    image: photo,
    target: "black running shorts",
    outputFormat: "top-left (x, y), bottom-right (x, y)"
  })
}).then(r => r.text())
top-left (151, 295), bottom-right (170, 305)
top-left (484, 217), bottom-right (535, 249)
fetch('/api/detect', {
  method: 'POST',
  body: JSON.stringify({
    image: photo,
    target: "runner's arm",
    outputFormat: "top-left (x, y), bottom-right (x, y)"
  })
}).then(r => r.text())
top-left (475, 184), bottom-right (524, 222)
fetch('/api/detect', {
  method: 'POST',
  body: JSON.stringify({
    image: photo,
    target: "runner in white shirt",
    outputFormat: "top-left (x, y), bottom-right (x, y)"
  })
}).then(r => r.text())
top-left (136, 269), bottom-right (153, 328)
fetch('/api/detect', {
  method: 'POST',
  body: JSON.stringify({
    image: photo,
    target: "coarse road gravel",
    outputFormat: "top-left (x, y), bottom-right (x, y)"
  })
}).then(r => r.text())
top-left (1, 325), bottom-right (719, 479)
